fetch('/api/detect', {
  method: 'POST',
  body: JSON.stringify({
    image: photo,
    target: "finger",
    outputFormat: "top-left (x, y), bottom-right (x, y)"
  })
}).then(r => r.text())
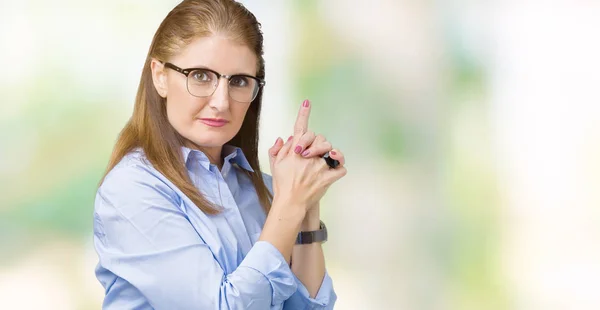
top-left (276, 135), bottom-right (294, 162)
top-left (292, 131), bottom-right (316, 155)
top-left (269, 137), bottom-right (284, 158)
top-left (292, 99), bottom-right (311, 143)
top-left (321, 166), bottom-right (348, 186)
top-left (328, 148), bottom-right (346, 166)
top-left (301, 138), bottom-right (332, 158)
top-left (269, 137), bottom-right (283, 170)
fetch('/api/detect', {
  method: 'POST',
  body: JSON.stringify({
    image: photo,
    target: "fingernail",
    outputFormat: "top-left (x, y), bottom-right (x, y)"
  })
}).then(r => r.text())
top-left (294, 146), bottom-right (302, 154)
top-left (273, 137), bottom-right (280, 146)
top-left (330, 151), bottom-right (337, 155)
top-left (302, 99), bottom-right (310, 108)
top-left (287, 136), bottom-right (293, 142)
top-left (301, 150), bottom-right (310, 157)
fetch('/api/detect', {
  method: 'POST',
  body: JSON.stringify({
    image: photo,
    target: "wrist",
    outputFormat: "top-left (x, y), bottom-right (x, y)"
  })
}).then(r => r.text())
top-left (301, 204), bottom-right (320, 231)
top-left (269, 197), bottom-right (307, 226)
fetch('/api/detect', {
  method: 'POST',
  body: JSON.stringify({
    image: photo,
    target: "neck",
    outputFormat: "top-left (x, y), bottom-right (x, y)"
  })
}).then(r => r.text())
top-left (205, 148), bottom-right (224, 170)
top-left (184, 141), bottom-right (224, 170)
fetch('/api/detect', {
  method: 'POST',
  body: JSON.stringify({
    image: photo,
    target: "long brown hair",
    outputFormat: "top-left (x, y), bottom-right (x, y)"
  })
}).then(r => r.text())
top-left (101, 0), bottom-right (272, 215)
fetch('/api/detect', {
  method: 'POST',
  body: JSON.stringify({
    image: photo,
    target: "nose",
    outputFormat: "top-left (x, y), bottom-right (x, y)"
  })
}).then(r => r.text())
top-left (208, 78), bottom-right (230, 111)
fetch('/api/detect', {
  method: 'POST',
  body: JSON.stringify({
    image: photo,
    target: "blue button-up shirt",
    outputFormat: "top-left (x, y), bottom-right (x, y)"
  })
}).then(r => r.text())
top-left (93, 145), bottom-right (336, 309)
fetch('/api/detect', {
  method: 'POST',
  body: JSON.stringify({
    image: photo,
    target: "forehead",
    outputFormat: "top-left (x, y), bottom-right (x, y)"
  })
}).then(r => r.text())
top-left (171, 35), bottom-right (258, 75)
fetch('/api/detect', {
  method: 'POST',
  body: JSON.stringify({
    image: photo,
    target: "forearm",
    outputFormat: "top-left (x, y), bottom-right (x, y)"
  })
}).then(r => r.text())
top-left (259, 197), bottom-right (306, 264)
top-left (291, 205), bottom-right (326, 298)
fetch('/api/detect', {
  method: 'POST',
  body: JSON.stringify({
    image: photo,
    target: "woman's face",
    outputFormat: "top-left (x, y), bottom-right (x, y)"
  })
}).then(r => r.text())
top-left (153, 35), bottom-right (258, 152)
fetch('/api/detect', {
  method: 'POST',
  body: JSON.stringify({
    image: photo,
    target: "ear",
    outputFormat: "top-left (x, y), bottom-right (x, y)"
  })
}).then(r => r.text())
top-left (150, 58), bottom-right (168, 98)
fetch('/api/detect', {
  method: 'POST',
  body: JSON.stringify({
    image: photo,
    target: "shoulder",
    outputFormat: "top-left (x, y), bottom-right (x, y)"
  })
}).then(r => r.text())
top-left (97, 149), bottom-right (180, 210)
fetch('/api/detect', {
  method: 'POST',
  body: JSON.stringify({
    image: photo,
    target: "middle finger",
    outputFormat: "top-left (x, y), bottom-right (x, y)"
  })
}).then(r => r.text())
top-left (291, 99), bottom-right (311, 146)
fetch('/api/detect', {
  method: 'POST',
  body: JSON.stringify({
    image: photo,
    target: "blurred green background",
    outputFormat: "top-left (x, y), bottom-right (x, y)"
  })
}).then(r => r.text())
top-left (1, 0), bottom-right (600, 309)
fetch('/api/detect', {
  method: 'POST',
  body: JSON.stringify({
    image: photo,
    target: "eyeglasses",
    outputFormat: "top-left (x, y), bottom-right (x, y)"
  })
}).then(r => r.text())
top-left (163, 62), bottom-right (265, 103)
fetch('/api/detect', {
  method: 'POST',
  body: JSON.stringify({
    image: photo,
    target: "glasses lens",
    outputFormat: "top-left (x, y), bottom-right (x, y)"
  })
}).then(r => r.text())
top-left (187, 69), bottom-right (218, 97)
top-left (228, 76), bottom-right (259, 103)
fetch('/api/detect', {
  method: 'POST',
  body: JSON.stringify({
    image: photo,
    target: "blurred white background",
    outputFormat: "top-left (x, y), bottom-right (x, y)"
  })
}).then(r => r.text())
top-left (1, 0), bottom-right (599, 309)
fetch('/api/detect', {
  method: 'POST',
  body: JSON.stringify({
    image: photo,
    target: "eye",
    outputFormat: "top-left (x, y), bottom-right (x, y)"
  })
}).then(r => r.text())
top-left (230, 76), bottom-right (249, 88)
top-left (190, 70), bottom-right (213, 83)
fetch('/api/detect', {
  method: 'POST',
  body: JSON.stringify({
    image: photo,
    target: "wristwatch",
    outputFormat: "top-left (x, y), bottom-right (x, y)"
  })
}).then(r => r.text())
top-left (295, 221), bottom-right (328, 244)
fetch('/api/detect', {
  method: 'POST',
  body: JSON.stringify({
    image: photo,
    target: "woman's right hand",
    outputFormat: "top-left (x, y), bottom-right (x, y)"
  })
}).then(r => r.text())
top-left (269, 136), bottom-right (346, 211)
top-left (259, 100), bottom-right (345, 262)
top-left (267, 99), bottom-right (347, 213)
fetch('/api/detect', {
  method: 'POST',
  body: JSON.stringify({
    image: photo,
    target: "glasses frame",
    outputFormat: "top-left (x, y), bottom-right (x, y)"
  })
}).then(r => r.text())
top-left (163, 62), bottom-right (266, 103)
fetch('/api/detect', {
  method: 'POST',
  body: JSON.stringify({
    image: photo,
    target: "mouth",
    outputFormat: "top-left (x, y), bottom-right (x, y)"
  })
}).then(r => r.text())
top-left (198, 118), bottom-right (229, 127)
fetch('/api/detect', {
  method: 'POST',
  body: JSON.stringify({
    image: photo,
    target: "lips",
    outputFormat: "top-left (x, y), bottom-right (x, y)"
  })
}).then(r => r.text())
top-left (199, 118), bottom-right (229, 127)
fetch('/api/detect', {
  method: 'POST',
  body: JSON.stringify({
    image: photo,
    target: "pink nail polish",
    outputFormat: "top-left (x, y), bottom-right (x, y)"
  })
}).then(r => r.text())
top-left (301, 150), bottom-right (310, 157)
top-left (287, 136), bottom-right (293, 142)
top-left (330, 151), bottom-right (337, 155)
top-left (302, 99), bottom-right (310, 108)
top-left (294, 146), bottom-right (302, 154)
top-left (273, 137), bottom-right (280, 146)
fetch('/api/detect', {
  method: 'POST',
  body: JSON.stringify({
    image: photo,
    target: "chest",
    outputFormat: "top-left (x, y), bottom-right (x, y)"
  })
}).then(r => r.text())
top-left (182, 166), bottom-right (267, 273)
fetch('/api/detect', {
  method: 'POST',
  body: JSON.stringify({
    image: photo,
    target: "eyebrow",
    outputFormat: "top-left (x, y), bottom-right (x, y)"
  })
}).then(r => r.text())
top-left (189, 65), bottom-right (255, 77)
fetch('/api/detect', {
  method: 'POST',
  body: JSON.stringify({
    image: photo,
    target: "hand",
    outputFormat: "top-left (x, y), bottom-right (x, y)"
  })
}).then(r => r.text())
top-left (270, 133), bottom-right (346, 214)
top-left (270, 100), bottom-right (346, 167)
top-left (268, 100), bottom-right (347, 210)
top-left (270, 133), bottom-right (346, 175)
top-left (269, 135), bottom-right (345, 211)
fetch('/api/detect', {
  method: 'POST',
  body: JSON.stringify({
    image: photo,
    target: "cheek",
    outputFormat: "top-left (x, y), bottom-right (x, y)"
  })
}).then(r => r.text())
top-left (232, 105), bottom-right (251, 128)
top-left (165, 92), bottom-right (207, 129)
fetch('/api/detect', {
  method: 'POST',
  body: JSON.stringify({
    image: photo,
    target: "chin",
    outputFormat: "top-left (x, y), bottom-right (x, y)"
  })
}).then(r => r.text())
top-left (187, 134), bottom-right (233, 148)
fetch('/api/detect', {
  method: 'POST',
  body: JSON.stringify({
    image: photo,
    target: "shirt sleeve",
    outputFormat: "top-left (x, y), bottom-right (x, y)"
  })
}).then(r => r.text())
top-left (262, 173), bottom-right (338, 309)
top-left (94, 164), bottom-right (297, 309)
top-left (283, 272), bottom-right (337, 309)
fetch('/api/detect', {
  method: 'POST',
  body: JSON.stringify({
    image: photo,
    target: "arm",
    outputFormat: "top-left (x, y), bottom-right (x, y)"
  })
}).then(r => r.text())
top-left (258, 196), bottom-right (306, 265)
top-left (283, 205), bottom-right (337, 309)
top-left (292, 206), bottom-right (326, 297)
top-left (94, 165), bottom-right (298, 309)
top-left (262, 174), bottom-right (337, 309)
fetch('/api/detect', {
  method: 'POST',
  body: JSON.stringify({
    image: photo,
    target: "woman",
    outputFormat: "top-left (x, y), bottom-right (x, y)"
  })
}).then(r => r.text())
top-left (92, 0), bottom-right (347, 309)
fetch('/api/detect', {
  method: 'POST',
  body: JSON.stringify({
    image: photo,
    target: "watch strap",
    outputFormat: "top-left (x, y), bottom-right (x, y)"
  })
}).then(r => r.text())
top-left (295, 220), bottom-right (327, 244)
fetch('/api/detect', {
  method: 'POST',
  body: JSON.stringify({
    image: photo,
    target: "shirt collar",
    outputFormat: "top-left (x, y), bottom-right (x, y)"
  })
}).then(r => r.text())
top-left (181, 144), bottom-right (254, 172)
top-left (222, 144), bottom-right (255, 172)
